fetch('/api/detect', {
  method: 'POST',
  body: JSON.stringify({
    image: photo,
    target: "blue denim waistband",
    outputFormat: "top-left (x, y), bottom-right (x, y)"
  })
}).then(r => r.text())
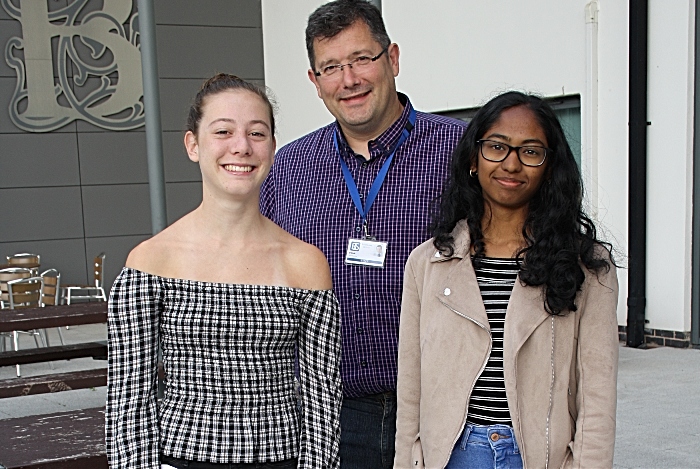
top-left (458, 423), bottom-right (520, 453)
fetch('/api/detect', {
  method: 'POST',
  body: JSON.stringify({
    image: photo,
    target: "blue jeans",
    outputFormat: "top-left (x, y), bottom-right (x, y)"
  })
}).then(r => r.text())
top-left (339, 392), bottom-right (396, 469)
top-left (445, 424), bottom-right (523, 469)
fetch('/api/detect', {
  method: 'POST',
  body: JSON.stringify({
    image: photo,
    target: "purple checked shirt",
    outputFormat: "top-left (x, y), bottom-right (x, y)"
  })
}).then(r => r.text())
top-left (260, 94), bottom-right (466, 397)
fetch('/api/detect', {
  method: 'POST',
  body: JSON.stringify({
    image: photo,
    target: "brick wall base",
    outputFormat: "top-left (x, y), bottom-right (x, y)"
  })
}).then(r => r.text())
top-left (618, 326), bottom-right (690, 348)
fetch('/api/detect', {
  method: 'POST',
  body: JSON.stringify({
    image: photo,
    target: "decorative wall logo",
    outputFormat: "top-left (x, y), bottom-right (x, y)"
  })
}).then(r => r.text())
top-left (3, 0), bottom-right (144, 132)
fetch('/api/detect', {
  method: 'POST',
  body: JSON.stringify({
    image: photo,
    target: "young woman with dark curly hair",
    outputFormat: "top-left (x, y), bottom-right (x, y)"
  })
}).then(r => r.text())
top-left (394, 91), bottom-right (619, 469)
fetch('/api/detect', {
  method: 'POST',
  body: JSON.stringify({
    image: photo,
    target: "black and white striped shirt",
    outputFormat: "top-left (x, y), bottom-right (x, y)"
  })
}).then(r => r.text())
top-left (466, 257), bottom-right (520, 426)
top-left (106, 268), bottom-right (342, 468)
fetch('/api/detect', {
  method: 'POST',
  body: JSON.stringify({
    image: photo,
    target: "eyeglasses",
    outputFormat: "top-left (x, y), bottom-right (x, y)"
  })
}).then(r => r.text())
top-left (314, 48), bottom-right (388, 78)
top-left (477, 139), bottom-right (549, 167)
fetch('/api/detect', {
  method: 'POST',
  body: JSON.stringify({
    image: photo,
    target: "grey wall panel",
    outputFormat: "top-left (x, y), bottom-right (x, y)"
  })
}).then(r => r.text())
top-left (85, 234), bottom-right (150, 290)
top-left (159, 78), bottom-right (204, 131)
top-left (155, 0), bottom-right (260, 27)
top-left (78, 131), bottom-right (149, 185)
top-left (72, 77), bottom-right (146, 133)
top-left (0, 238), bottom-right (88, 285)
top-left (0, 19), bottom-right (21, 77)
top-left (73, 0), bottom-right (137, 24)
top-left (163, 130), bottom-right (201, 182)
top-left (166, 181), bottom-right (202, 225)
top-left (0, 186), bottom-right (84, 242)
top-left (0, 133), bottom-right (80, 188)
top-left (0, 77), bottom-right (77, 134)
top-left (156, 25), bottom-right (264, 79)
top-left (75, 118), bottom-right (145, 133)
top-left (81, 184), bottom-right (152, 237)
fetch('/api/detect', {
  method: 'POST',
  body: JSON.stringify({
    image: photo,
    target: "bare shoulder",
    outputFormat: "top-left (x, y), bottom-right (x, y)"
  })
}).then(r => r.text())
top-left (269, 221), bottom-right (332, 290)
top-left (125, 217), bottom-right (189, 275)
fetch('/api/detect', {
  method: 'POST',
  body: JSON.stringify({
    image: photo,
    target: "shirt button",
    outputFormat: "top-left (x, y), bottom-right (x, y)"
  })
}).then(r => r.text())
top-left (444, 288), bottom-right (451, 296)
top-left (354, 293), bottom-right (361, 299)
top-left (361, 360), bottom-right (368, 367)
top-left (357, 327), bottom-right (364, 334)
top-left (361, 162), bottom-right (368, 168)
top-left (355, 226), bottom-right (361, 232)
top-left (359, 193), bottom-right (364, 199)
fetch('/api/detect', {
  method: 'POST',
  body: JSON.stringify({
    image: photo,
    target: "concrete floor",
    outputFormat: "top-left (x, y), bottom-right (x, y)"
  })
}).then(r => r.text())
top-left (1, 327), bottom-right (699, 468)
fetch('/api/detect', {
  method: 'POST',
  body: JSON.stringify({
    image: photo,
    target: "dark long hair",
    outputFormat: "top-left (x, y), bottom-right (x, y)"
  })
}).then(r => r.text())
top-left (432, 91), bottom-right (613, 315)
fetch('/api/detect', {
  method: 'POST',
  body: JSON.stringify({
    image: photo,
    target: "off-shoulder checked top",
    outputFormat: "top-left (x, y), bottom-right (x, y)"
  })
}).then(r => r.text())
top-left (105, 267), bottom-right (341, 468)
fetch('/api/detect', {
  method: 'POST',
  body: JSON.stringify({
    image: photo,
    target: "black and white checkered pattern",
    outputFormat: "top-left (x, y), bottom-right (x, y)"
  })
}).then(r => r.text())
top-left (106, 268), bottom-right (341, 468)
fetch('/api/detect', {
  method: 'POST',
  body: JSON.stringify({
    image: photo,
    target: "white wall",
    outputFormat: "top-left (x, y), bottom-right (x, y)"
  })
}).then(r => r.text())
top-left (261, 0), bottom-right (330, 146)
top-left (262, 0), bottom-right (695, 333)
top-left (645, 0), bottom-right (695, 331)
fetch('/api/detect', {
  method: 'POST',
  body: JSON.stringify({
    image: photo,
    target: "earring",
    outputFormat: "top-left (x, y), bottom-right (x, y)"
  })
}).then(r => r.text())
top-left (469, 169), bottom-right (477, 178)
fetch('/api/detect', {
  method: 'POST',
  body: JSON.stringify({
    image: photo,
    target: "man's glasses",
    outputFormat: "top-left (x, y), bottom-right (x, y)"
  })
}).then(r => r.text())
top-left (314, 48), bottom-right (388, 78)
top-left (477, 139), bottom-right (549, 167)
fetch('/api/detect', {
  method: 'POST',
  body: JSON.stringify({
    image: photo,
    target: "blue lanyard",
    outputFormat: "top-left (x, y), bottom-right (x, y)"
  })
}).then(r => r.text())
top-left (334, 107), bottom-right (416, 229)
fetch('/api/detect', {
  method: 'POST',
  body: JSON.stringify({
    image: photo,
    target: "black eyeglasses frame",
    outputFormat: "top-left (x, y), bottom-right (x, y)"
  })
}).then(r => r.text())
top-left (476, 139), bottom-right (550, 167)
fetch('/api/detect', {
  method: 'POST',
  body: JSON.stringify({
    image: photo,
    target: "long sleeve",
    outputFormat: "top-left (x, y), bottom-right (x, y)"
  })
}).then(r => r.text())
top-left (394, 255), bottom-right (424, 468)
top-left (571, 262), bottom-right (619, 468)
top-left (105, 268), bottom-right (162, 468)
top-left (297, 289), bottom-right (342, 468)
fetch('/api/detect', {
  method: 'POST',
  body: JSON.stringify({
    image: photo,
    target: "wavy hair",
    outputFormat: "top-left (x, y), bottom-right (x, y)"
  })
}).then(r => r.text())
top-left (432, 91), bottom-right (613, 315)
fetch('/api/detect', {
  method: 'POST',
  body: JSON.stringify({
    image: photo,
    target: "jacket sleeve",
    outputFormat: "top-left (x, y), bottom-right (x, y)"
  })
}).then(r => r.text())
top-left (395, 254), bottom-right (425, 468)
top-left (297, 289), bottom-right (342, 468)
top-left (105, 268), bottom-right (162, 468)
top-left (571, 262), bottom-right (619, 467)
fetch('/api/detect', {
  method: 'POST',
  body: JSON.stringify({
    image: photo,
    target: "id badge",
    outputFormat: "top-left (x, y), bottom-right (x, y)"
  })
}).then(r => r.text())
top-left (345, 238), bottom-right (388, 268)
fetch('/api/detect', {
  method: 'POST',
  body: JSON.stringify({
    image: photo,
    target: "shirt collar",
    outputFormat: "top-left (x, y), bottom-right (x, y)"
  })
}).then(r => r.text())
top-left (335, 92), bottom-right (412, 163)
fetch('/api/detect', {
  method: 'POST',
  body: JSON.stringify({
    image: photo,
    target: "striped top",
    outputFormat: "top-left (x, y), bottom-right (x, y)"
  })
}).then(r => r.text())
top-left (466, 257), bottom-right (520, 426)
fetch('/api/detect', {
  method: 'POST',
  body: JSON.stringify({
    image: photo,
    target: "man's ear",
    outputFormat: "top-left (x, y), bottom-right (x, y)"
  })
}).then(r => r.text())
top-left (388, 42), bottom-right (400, 77)
top-left (308, 69), bottom-right (323, 99)
top-left (184, 131), bottom-right (199, 163)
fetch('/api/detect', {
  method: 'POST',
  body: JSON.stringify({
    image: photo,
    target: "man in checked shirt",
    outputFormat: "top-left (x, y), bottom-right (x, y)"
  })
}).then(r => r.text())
top-left (260, 1), bottom-right (465, 466)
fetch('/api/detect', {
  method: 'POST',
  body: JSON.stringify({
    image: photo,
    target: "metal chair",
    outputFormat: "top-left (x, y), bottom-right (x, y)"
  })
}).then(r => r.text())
top-left (6, 253), bottom-right (41, 275)
top-left (7, 276), bottom-right (49, 376)
top-left (40, 269), bottom-right (65, 346)
top-left (0, 267), bottom-right (32, 309)
top-left (64, 253), bottom-right (107, 304)
top-left (0, 268), bottom-right (32, 354)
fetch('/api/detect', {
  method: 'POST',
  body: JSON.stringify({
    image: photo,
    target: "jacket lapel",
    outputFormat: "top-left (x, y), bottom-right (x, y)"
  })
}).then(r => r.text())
top-left (433, 221), bottom-right (550, 352)
top-left (438, 254), bottom-right (490, 328)
top-left (431, 221), bottom-right (489, 328)
top-left (504, 279), bottom-right (550, 356)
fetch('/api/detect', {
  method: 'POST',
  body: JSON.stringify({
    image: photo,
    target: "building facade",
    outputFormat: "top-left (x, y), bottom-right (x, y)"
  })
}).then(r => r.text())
top-left (262, 0), bottom-right (697, 346)
top-left (2, 0), bottom-right (697, 346)
top-left (0, 0), bottom-right (265, 288)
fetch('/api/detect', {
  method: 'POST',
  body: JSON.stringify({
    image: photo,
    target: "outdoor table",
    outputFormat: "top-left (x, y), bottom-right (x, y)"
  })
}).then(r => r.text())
top-left (0, 302), bottom-right (106, 333)
top-left (0, 303), bottom-right (107, 367)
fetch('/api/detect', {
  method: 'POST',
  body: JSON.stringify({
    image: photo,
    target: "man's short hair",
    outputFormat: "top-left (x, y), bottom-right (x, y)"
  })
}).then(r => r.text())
top-left (305, 0), bottom-right (391, 69)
